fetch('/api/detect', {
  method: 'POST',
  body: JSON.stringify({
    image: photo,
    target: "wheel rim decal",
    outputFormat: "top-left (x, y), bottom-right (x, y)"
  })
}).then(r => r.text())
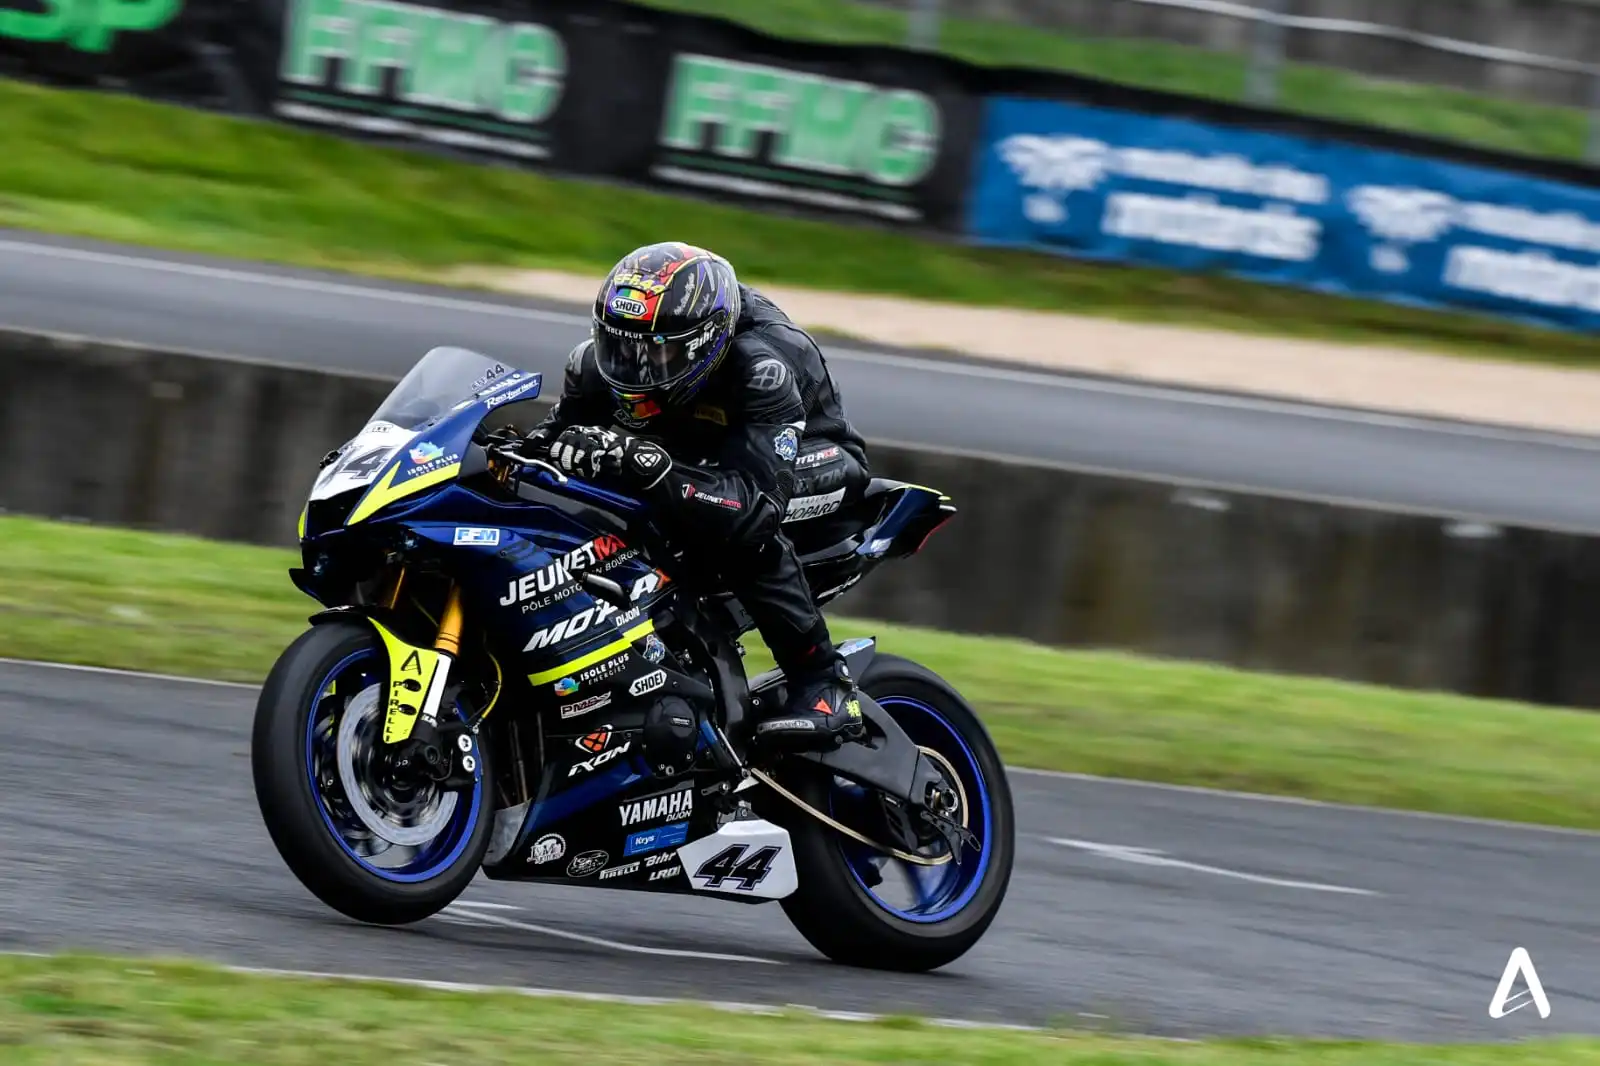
top-left (832, 695), bottom-right (995, 924)
top-left (302, 647), bottom-right (484, 884)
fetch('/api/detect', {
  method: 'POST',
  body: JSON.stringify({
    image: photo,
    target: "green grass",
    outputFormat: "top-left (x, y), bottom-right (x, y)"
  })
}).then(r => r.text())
top-left (646, 0), bottom-right (1595, 162)
top-left (5, 953), bottom-right (1599, 1063)
top-left (3, 78), bottom-right (1600, 370)
top-left (8, 512), bottom-right (1600, 829)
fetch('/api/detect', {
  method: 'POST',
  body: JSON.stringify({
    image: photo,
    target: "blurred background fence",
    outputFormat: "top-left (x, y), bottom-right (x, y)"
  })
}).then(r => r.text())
top-left (873, 0), bottom-right (1600, 125)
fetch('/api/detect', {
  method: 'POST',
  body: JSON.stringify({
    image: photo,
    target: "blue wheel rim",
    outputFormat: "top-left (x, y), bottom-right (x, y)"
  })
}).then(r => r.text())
top-left (831, 696), bottom-right (993, 924)
top-left (302, 648), bottom-right (484, 884)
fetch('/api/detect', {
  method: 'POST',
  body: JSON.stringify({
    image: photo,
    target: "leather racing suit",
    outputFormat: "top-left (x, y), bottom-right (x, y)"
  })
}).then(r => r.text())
top-left (529, 285), bottom-right (871, 715)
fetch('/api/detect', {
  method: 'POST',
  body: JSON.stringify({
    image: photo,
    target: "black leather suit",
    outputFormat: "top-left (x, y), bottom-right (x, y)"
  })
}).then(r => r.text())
top-left (532, 285), bottom-right (870, 671)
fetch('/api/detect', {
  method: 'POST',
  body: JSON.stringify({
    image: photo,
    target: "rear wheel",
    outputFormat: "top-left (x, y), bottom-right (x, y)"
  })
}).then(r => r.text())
top-left (251, 621), bottom-right (494, 925)
top-left (773, 653), bottom-right (1015, 972)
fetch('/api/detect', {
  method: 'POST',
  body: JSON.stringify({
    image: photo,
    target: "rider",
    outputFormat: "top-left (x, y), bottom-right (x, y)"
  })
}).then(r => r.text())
top-left (526, 242), bottom-right (870, 751)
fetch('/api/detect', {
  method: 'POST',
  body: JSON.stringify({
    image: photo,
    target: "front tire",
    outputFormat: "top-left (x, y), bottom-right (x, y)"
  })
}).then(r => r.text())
top-left (773, 653), bottom-right (1015, 972)
top-left (251, 621), bottom-right (494, 925)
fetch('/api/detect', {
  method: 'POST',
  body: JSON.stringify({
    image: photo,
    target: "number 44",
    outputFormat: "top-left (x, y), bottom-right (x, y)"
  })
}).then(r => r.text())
top-left (693, 844), bottom-right (780, 891)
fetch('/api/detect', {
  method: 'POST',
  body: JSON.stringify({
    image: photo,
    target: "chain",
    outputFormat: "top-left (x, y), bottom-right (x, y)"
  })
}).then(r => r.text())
top-left (748, 748), bottom-right (970, 869)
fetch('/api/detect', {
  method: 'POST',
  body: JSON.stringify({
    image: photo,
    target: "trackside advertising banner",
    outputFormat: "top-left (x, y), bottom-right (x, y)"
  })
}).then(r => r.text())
top-left (262, 0), bottom-right (981, 227)
top-left (10, 0), bottom-right (1600, 330)
top-left (641, 47), bottom-right (974, 226)
top-left (0, 0), bottom-right (221, 97)
top-left (967, 96), bottom-right (1600, 333)
top-left (275, 0), bottom-right (573, 162)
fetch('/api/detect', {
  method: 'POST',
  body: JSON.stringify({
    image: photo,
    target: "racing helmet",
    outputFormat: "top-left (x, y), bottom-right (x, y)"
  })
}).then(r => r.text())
top-left (591, 242), bottom-right (742, 420)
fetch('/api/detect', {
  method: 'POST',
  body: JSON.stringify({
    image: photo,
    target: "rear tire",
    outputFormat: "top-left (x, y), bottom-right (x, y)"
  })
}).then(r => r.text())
top-left (773, 653), bottom-right (1015, 972)
top-left (251, 621), bottom-right (494, 926)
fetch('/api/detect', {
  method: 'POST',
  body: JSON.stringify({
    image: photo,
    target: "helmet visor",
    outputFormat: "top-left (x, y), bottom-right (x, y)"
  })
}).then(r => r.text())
top-left (594, 323), bottom-right (700, 390)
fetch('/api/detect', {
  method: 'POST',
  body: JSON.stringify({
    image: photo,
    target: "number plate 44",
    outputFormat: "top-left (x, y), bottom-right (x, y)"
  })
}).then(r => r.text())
top-left (674, 819), bottom-right (798, 900)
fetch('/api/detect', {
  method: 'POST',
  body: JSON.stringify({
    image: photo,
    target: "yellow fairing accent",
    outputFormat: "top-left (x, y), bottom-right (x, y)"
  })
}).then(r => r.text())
top-left (901, 482), bottom-right (952, 503)
top-left (346, 461), bottom-right (463, 526)
top-left (297, 505), bottom-right (307, 540)
top-left (370, 617), bottom-right (444, 744)
top-left (527, 620), bottom-right (655, 686)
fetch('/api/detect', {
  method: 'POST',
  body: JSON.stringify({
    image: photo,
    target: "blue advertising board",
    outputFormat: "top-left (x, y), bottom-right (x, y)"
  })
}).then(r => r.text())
top-left (967, 97), bottom-right (1600, 333)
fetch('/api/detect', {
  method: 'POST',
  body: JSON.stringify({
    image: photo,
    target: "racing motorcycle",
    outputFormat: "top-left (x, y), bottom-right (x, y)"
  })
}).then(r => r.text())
top-left (251, 346), bottom-right (1014, 972)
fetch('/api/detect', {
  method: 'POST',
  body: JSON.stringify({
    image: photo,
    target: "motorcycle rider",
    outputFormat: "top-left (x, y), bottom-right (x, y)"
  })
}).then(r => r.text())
top-left (526, 242), bottom-right (870, 751)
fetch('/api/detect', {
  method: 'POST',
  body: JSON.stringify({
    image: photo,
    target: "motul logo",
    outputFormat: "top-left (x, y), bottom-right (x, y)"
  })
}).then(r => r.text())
top-left (524, 601), bottom-right (621, 652)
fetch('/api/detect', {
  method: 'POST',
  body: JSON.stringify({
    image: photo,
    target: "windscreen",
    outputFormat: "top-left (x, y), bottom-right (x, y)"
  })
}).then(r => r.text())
top-left (371, 347), bottom-right (525, 431)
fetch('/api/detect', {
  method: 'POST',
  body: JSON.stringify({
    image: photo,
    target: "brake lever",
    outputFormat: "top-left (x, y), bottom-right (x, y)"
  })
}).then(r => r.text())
top-left (492, 446), bottom-right (569, 484)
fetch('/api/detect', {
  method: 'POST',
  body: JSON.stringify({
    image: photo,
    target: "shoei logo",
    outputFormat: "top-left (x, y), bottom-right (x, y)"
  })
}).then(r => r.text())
top-left (629, 670), bottom-right (667, 698)
top-left (610, 295), bottom-right (649, 318)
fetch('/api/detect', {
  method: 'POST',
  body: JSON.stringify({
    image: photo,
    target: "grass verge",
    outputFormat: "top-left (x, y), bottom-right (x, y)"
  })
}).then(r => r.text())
top-left (7, 953), bottom-right (1600, 1063)
top-left (647, 0), bottom-right (1595, 163)
top-left (3, 78), bottom-right (1599, 369)
top-left (6, 512), bottom-right (1600, 829)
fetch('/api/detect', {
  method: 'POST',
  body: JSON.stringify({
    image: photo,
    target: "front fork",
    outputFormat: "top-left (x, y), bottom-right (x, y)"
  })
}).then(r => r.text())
top-left (371, 572), bottom-right (478, 789)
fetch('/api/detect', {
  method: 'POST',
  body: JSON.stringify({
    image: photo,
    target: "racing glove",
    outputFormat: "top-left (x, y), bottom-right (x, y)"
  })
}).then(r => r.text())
top-left (549, 426), bottom-right (672, 490)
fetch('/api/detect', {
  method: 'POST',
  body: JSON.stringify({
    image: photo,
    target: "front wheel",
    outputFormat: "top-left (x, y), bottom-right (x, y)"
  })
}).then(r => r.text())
top-left (773, 653), bottom-right (1015, 972)
top-left (251, 620), bottom-right (494, 925)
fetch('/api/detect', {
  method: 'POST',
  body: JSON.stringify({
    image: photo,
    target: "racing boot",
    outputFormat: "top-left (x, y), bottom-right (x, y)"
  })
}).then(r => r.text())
top-left (754, 653), bottom-right (867, 751)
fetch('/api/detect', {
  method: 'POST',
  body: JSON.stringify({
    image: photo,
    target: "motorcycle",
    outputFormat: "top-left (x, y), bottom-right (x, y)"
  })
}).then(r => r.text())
top-left (251, 346), bottom-right (1015, 972)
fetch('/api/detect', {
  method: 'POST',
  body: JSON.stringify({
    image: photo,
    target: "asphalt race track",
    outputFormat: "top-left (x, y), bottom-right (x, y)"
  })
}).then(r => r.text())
top-left (6, 231), bottom-right (1600, 532)
top-left (6, 659), bottom-right (1600, 1041)
top-left (7, 231), bottom-right (1600, 1041)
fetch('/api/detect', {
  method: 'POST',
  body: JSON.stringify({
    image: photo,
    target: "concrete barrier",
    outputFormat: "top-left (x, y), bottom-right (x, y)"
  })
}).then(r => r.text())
top-left (4, 328), bottom-right (1596, 707)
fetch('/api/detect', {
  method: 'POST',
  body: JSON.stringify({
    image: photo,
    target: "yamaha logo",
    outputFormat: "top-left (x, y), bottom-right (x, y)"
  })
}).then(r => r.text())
top-left (619, 787), bottom-right (694, 827)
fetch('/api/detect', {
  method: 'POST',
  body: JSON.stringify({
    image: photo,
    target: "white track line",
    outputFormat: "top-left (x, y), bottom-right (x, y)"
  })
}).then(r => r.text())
top-left (0, 656), bottom-right (260, 690)
top-left (1046, 837), bottom-right (1381, 896)
top-left (5, 654), bottom-right (1597, 839)
top-left (0, 950), bottom-right (1047, 1031)
top-left (2, 236), bottom-right (1595, 452)
top-left (1011, 766), bottom-right (1600, 839)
